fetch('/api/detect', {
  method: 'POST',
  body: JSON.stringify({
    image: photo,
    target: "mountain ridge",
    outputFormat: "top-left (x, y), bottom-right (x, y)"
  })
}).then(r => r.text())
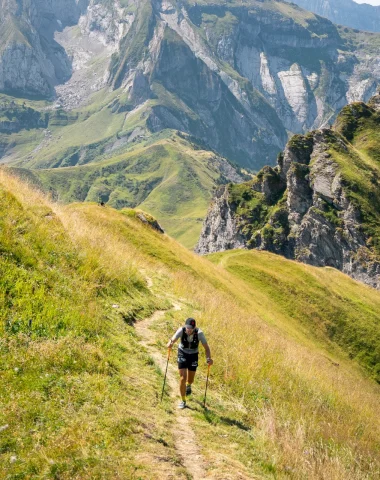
top-left (1, 1), bottom-right (380, 169)
top-left (196, 92), bottom-right (380, 289)
top-left (9, 130), bottom-right (247, 247)
top-left (1, 0), bottom-right (380, 248)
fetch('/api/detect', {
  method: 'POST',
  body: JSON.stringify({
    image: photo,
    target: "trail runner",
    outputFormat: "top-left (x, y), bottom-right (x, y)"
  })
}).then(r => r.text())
top-left (167, 318), bottom-right (213, 409)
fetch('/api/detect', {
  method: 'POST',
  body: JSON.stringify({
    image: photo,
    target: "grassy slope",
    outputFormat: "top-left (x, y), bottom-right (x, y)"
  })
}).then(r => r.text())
top-left (186, 0), bottom-right (328, 31)
top-left (0, 173), bottom-right (182, 479)
top-left (0, 87), bottom-right (126, 168)
top-left (208, 249), bottom-right (380, 381)
top-left (0, 0), bottom-right (378, 251)
top-left (1, 171), bottom-right (380, 479)
top-left (25, 133), bottom-right (227, 248)
top-left (0, 87), bottom-right (236, 248)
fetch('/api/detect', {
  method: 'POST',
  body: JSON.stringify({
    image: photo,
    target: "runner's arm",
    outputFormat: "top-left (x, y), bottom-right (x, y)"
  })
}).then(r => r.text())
top-left (167, 327), bottom-right (182, 348)
top-left (202, 342), bottom-right (214, 365)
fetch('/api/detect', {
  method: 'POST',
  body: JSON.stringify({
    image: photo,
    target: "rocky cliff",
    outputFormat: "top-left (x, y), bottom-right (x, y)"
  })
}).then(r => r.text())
top-left (108, 0), bottom-right (380, 168)
top-left (0, 0), bottom-right (134, 100)
top-left (196, 93), bottom-right (380, 289)
top-left (1, 1), bottom-right (380, 169)
top-left (0, 0), bottom-right (91, 97)
top-left (288, 0), bottom-right (380, 33)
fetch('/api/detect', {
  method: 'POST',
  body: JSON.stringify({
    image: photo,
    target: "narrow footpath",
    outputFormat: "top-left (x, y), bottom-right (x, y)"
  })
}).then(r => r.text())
top-left (135, 308), bottom-right (208, 480)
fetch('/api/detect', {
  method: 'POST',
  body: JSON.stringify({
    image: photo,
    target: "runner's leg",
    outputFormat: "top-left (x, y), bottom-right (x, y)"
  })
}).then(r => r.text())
top-left (179, 368), bottom-right (187, 398)
top-left (187, 370), bottom-right (196, 385)
top-left (187, 353), bottom-right (198, 386)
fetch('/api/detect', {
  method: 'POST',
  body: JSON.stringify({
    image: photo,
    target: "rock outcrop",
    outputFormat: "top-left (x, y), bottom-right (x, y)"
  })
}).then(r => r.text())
top-left (136, 211), bottom-right (165, 234)
top-left (196, 93), bottom-right (380, 289)
top-left (195, 187), bottom-right (247, 255)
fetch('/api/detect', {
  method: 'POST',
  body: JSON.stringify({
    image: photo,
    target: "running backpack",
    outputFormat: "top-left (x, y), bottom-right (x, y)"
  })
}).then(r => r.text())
top-left (181, 327), bottom-right (199, 350)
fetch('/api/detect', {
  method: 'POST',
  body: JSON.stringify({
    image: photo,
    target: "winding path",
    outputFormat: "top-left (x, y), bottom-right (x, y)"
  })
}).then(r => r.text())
top-left (135, 309), bottom-right (208, 480)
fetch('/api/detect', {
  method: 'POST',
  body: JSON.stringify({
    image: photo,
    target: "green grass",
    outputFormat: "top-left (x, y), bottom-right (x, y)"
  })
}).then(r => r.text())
top-left (186, 0), bottom-right (329, 31)
top-left (0, 77), bottom-right (238, 248)
top-left (0, 88), bottom-right (122, 166)
top-left (19, 133), bottom-right (231, 248)
top-left (0, 71), bottom-right (245, 250)
top-left (0, 104), bottom-right (48, 133)
top-left (208, 249), bottom-right (380, 381)
top-left (337, 24), bottom-right (380, 56)
top-left (21, 106), bottom-right (125, 169)
top-left (0, 175), bottom-right (190, 479)
top-left (0, 171), bottom-right (380, 478)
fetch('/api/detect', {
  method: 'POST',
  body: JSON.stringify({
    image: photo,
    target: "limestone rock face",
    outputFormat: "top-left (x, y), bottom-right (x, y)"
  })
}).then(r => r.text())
top-left (0, 0), bottom-right (130, 99)
top-left (286, 130), bottom-right (378, 285)
top-left (54, 1), bottom-right (133, 110)
top-left (0, 42), bottom-right (55, 97)
top-left (1, 0), bottom-right (380, 169)
top-left (196, 93), bottom-right (380, 289)
top-left (147, 1), bottom-right (379, 167)
top-left (369, 94), bottom-right (380, 112)
top-left (195, 187), bottom-right (246, 255)
top-left (108, 0), bottom-right (380, 168)
top-left (0, 0), bottom-right (90, 97)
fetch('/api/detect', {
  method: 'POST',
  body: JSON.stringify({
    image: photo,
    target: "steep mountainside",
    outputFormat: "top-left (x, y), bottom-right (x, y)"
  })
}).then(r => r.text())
top-left (1, 0), bottom-right (380, 169)
top-left (196, 92), bottom-right (380, 289)
top-left (288, 0), bottom-right (380, 33)
top-left (0, 0), bottom-right (89, 97)
top-left (1, 0), bottom-right (380, 247)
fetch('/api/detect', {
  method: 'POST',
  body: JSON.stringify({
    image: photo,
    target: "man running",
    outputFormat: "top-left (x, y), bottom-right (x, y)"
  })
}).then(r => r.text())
top-left (167, 318), bottom-right (213, 409)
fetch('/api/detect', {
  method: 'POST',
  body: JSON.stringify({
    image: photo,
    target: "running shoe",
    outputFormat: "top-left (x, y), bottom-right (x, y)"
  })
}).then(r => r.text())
top-left (178, 400), bottom-right (186, 409)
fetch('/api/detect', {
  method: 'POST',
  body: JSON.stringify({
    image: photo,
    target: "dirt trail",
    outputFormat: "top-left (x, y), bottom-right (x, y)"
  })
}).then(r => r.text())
top-left (135, 309), bottom-right (208, 480)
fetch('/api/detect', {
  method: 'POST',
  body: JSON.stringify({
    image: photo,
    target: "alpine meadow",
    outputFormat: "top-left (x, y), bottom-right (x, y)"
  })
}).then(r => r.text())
top-left (0, 1), bottom-right (380, 479)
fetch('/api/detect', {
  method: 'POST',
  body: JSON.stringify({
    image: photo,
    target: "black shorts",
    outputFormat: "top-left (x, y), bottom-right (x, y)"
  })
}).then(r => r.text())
top-left (177, 351), bottom-right (199, 371)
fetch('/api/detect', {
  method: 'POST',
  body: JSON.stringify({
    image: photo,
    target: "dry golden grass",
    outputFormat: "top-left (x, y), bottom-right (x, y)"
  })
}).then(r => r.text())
top-left (1, 169), bottom-right (380, 479)
top-left (59, 206), bottom-right (380, 478)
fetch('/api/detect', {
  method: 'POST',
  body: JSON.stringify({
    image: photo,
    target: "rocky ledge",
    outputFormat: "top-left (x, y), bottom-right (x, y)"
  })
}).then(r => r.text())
top-left (196, 93), bottom-right (380, 289)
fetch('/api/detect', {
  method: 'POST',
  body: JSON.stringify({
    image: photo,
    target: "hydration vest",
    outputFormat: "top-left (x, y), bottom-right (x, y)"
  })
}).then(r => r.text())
top-left (181, 327), bottom-right (199, 350)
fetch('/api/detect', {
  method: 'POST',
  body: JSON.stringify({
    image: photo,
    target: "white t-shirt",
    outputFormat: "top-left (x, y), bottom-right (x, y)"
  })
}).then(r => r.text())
top-left (172, 327), bottom-right (207, 354)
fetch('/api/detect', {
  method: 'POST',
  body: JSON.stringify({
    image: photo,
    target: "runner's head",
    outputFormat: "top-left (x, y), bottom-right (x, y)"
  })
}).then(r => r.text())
top-left (184, 318), bottom-right (196, 333)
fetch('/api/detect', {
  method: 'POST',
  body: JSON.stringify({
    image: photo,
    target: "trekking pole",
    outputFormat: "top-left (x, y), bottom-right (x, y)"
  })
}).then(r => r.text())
top-left (160, 348), bottom-right (171, 403)
top-left (203, 364), bottom-right (211, 408)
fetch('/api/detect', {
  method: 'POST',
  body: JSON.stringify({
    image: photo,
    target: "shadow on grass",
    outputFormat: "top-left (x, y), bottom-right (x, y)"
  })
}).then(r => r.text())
top-left (192, 399), bottom-right (250, 432)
